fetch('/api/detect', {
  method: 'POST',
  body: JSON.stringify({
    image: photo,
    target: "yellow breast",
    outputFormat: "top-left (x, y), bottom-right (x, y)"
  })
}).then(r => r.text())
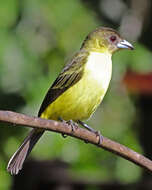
top-left (41, 51), bottom-right (112, 121)
top-left (85, 51), bottom-right (112, 91)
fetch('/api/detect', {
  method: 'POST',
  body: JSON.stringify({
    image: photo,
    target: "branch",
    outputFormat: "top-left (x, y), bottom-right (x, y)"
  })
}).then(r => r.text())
top-left (0, 110), bottom-right (152, 172)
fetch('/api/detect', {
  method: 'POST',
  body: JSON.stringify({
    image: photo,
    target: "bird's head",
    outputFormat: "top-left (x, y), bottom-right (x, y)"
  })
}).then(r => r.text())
top-left (81, 27), bottom-right (134, 54)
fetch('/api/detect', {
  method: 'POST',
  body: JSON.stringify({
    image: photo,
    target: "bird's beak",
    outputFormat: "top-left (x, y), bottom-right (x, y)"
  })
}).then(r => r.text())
top-left (117, 40), bottom-right (134, 50)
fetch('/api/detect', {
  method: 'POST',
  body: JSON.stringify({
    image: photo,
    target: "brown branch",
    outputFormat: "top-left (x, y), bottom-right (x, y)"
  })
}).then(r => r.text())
top-left (0, 110), bottom-right (152, 172)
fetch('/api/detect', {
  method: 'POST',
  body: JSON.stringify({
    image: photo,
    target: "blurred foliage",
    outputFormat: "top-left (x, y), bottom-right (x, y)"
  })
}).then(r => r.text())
top-left (0, 0), bottom-right (152, 189)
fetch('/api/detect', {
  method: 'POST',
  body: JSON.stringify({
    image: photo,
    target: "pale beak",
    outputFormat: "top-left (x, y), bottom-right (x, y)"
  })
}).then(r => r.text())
top-left (117, 39), bottom-right (134, 50)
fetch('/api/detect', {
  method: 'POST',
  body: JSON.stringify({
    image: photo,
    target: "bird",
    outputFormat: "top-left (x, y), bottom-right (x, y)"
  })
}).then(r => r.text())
top-left (7, 27), bottom-right (133, 175)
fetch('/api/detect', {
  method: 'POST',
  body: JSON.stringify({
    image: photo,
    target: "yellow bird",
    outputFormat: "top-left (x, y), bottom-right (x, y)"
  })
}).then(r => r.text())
top-left (7, 27), bottom-right (133, 175)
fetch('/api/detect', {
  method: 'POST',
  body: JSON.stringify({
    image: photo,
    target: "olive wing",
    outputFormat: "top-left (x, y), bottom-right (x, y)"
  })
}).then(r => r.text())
top-left (38, 51), bottom-right (88, 117)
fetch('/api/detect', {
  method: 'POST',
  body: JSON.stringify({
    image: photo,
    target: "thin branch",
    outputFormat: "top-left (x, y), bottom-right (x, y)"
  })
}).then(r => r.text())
top-left (0, 110), bottom-right (152, 172)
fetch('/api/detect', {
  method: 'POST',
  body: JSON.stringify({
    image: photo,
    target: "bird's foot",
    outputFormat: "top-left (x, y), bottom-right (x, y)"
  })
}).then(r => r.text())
top-left (78, 120), bottom-right (103, 144)
top-left (58, 118), bottom-right (78, 138)
top-left (66, 120), bottom-right (79, 132)
top-left (94, 130), bottom-right (103, 145)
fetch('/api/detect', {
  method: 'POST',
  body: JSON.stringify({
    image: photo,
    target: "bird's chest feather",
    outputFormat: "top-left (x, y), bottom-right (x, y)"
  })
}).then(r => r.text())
top-left (67, 51), bottom-right (113, 119)
top-left (84, 51), bottom-right (112, 93)
top-left (72, 51), bottom-right (112, 114)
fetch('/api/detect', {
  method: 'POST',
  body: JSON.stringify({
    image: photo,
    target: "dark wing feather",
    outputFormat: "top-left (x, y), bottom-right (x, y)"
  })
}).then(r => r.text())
top-left (38, 50), bottom-right (89, 117)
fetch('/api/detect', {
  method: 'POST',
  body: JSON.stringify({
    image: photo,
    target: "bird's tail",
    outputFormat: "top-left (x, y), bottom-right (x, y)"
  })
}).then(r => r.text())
top-left (7, 129), bottom-right (44, 175)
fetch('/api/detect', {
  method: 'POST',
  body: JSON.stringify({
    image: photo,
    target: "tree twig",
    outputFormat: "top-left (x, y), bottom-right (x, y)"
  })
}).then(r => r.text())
top-left (0, 110), bottom-right (152, 172)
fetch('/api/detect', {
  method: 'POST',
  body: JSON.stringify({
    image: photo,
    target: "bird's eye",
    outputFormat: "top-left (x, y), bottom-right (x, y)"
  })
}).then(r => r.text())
top-left (110, 35), bottom-right (117, 42)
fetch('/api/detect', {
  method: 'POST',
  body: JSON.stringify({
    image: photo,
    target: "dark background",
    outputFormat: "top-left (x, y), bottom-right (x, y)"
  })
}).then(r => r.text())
top-left (0, 0), bottom-right (152, 189)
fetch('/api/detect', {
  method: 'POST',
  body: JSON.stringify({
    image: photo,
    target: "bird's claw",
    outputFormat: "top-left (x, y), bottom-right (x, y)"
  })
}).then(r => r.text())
top-left (77, 120), bottom-right (103, 144)
top-left (59, 118), bottom-right (78, 138)
top-left (95, 130), bottom-right (103, 145)
top-left (66, 120), bottom-right (78, 132)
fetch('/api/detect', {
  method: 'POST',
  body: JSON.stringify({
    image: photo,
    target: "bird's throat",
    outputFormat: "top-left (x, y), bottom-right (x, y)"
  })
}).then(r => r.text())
top-left (85, 51), bottom-right (112, 91)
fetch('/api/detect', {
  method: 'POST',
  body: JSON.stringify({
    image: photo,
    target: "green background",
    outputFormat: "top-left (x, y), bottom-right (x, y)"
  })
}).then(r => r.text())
top-left (0, 0), bottom-right (151, 189)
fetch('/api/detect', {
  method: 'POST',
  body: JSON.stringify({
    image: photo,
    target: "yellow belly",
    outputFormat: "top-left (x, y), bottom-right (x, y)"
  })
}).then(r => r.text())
top-left (41, 52), bottom-right (112, 121)
top-left (41, 77), bottom-right (104, 120)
